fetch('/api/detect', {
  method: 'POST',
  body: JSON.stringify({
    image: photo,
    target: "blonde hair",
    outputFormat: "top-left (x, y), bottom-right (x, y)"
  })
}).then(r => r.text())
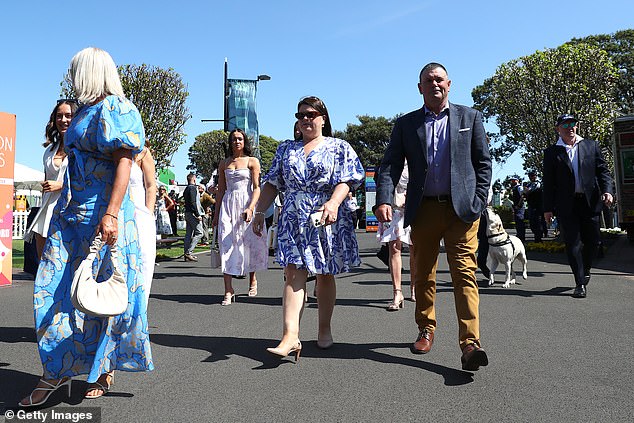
top-left (69, 47), bottom-right (125, 104)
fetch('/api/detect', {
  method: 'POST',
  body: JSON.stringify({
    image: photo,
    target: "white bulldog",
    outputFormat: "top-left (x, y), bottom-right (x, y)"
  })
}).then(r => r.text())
top-left (483, 208), bottom-right (528, 288)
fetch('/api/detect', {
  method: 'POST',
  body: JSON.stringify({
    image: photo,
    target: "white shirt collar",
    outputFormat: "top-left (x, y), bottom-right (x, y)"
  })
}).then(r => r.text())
top-left (556, 134), bottom-right (583, 147)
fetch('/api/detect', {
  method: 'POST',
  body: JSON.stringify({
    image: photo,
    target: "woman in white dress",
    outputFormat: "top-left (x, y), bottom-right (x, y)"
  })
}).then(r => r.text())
top-left (130, 146), bottom-right (157, 302)
top-left (212, 129), bottom-right (268, 306)
top-left (156, 186), bottom-right (174, 237)
top-left (24, 100), bottom-right (77, 258)
top-left (377, 161), bottom-right (416, 311)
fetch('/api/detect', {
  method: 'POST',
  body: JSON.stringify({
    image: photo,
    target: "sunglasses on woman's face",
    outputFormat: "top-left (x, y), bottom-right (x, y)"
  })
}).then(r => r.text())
top-left (57, 98), bottom-right (78, 105)
top-left (295, 111), bottom-right (322, 120)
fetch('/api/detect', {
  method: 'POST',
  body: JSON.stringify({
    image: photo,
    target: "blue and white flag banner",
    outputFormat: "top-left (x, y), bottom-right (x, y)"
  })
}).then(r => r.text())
top-left (227, 79), bottom-right (259, 156)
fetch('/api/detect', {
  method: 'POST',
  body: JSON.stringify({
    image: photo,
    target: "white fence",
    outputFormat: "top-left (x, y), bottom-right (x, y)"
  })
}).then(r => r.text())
top-left (13, 211), bottom-right (29, 240)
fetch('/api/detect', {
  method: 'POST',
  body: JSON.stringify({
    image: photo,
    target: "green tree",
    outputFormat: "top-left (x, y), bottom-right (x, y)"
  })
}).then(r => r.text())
top-left (187, 130), bottom-right (228, 184)
top-left (472, 43), bottom-right (619, 173)
top-left (259, 135), bottom-right (279, 175)
top-left (61, 64), bottom-right (191, 171)
top-left (334, 115), bottom-right (395, 169)
top-left (568, 29), bottom-right (634, 115)
top-left (119, 64), bottom-right (190, 170)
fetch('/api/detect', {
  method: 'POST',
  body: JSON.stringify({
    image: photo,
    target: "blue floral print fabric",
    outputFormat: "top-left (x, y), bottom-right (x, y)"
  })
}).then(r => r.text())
top-left (34, 96), bottom-right (153, 383)
top-left (264, 138), bottom-right (364, 274)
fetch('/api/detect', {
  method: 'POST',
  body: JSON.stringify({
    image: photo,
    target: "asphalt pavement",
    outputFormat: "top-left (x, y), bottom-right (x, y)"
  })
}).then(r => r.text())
top-left (1, 230), bottom-right (633, 422)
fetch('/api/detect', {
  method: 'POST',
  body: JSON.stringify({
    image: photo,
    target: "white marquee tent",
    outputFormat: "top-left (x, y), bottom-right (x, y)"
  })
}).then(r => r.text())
top-left (14, 163), bottom-right (44, 190)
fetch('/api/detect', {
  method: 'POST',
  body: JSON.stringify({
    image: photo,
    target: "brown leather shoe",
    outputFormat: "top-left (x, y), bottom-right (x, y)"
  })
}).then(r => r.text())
top-left (412, 329), bottom-right (434, 354)
top-left (461, 343), bottom-right (488, 371)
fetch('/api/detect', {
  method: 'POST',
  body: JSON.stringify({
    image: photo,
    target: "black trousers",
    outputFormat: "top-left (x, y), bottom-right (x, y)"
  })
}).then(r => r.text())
top-left (558, 196), bottom-right (600, 286)
top-left (528, 207), bottom-right (544, 242)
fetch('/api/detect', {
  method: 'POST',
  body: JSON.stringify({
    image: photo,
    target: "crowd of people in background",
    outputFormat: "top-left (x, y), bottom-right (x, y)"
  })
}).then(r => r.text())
top-left (17, 49), bottom-right (617, 409)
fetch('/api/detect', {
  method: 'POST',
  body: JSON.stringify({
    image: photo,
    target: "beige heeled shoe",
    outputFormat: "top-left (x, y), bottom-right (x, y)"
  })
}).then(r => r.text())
top-left (248, 283), bottom-right (258, 297)
top-left (19, 377), bottom-right (72, 408)
top-left (267, 341), bottom-right (302, 362)
top-left (221, 291), bottom-right (235, 306)
top-left (387, 289), bottom-right (404, 311)
top-left (410, 284), bottom-right (416, 302)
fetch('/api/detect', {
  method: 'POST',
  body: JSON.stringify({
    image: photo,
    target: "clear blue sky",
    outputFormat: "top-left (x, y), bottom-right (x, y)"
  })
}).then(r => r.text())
top-left (2, 1), bottom-right (632, 184)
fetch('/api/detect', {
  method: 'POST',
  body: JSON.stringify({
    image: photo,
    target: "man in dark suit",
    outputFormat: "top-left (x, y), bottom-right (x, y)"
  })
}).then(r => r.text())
top-left (525, 171), bottom-right (546, 242)
top-left (510, 176), bottom-right (526, 243)
top-left (375, 62), bottom-right (491, 371)
top-left (183, 173), bottom-right (204, 262)
top-left (543, 114), bottom-right (614, 298)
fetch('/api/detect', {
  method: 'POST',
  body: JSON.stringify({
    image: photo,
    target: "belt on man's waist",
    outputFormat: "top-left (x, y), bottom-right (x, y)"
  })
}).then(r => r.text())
top-left (574, 193), bottom-right (586, 199)
top-left (423, 195), bottom-right (451, 202)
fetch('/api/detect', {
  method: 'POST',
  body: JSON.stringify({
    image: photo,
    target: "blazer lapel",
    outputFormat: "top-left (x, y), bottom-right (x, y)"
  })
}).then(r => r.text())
top-left (415, 108), bottom-right (427, 163)
top-left (449, 103), bottom-right (461, 162)
top-left (555, 145), bottom-right (573, 173)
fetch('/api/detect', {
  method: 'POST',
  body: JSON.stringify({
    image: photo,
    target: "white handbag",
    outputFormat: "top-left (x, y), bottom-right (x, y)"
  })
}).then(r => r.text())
top-left (71, 234), bottom-right (129, 317)
top-left (210, 229), bottom-right (221, 269)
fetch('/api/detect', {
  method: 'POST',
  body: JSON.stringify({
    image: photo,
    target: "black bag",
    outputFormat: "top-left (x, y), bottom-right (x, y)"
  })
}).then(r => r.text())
top-left (376, 244), bottom-right (389, 266)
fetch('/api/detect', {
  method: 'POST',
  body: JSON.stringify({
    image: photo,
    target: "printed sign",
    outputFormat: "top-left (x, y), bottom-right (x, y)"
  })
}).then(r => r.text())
top-left (365, 167), bottom-right (378, 232)
top-left (0, 112), bottom-right (16, 286)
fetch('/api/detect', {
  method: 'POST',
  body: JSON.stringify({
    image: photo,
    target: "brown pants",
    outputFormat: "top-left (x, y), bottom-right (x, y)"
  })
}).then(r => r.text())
top-left (410, 199), bottom-right (481, 350)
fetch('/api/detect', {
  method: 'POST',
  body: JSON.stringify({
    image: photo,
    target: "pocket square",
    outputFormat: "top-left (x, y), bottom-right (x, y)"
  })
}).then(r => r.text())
top-left (458, 127), bottom-right (471, 132)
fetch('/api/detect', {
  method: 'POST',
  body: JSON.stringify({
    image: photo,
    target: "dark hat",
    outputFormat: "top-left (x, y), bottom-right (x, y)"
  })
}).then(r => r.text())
top-left (528, 171), bottom-right (536, 177)
top-left (556, 113), bottom-right (578, 126)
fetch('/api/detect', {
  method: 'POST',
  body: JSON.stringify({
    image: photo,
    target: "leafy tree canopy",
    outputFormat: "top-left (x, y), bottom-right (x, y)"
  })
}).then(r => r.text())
top-left (62, 64), bottom-right (191, 171)
top-left (119, 64), bottom-right (191, 170)
top-left (568, 29), bottom-right (634, 115)
top-left (187, 131), bottom-right (280, 184)
top-left (334, 115), bottom-right (396, 169)
top-left (259, 135), bottom-right (279, 175)
top-left (187, 130), bottom-right (228, 184)
top-left (472, 43), bottom-right (619, 174)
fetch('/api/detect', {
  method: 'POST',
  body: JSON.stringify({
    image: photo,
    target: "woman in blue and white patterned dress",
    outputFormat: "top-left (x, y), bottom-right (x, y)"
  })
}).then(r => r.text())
top-left (20, 47), bottom-right (153, 407)
top-left (252, 96), bottom-right (364, 359)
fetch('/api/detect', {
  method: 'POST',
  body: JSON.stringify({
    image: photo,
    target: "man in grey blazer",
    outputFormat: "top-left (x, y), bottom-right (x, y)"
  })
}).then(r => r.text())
top-left (542, 114), bottom-right (614, 298)
top-left (375, 63), bottom-right (491, 371)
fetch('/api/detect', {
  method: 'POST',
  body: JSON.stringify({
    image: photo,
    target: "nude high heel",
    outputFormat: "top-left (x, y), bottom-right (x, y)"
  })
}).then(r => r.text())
top-left (19, 377), bottom-right (72, 408)
top-left (266, 341), bottom-right (302, 362)
top-left (387, 289), bottom-right (404, 311)
top-left (248, 282), bottom-right (258, 297)
top-left (221, 291), bottom-right (235, 306)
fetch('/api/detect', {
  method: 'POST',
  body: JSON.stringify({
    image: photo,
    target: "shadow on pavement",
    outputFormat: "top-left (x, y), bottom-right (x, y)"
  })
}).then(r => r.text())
top-left (150, 334), bottom-right (475, 386)
top-left (0, 365), bottom-right (127, 411)
top-left (0, 327), bottom-right (36, 344)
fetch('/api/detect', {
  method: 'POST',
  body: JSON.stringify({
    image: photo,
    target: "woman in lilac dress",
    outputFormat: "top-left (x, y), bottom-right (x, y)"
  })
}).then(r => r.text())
top-left (212, 129), bottom-right (268, 305)
top-left (252, 96), bottom-right (364, 360)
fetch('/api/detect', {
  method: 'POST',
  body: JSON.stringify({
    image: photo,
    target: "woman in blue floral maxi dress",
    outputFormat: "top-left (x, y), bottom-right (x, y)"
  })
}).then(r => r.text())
top-left (252, 96), bottom-right (364, 359)
top-left (20, 48), bottom-right (153, 408)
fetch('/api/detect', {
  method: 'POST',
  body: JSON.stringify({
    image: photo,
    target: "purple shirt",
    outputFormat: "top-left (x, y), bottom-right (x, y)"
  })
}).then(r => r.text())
top-left (422, 104), bottom-right (451, 196)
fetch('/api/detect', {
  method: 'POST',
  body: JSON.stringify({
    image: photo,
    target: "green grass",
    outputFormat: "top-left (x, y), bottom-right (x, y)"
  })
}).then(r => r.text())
top-left (12, 229), bottom-right (212, 269)
top-left (13, 239), bottom-right (25, 269)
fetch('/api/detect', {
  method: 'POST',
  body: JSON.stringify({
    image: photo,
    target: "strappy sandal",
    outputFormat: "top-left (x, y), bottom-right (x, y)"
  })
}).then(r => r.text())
top-left (221, 291), bottom-right (235, 306)
top-left (19, 377), bottom-right (72, 408)
top-left (387, 289), bottom-right (404, 311)
top-left (248, 283), bottom-right (258, 297)
top-left (85, 372), bottom-right (114, 399)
